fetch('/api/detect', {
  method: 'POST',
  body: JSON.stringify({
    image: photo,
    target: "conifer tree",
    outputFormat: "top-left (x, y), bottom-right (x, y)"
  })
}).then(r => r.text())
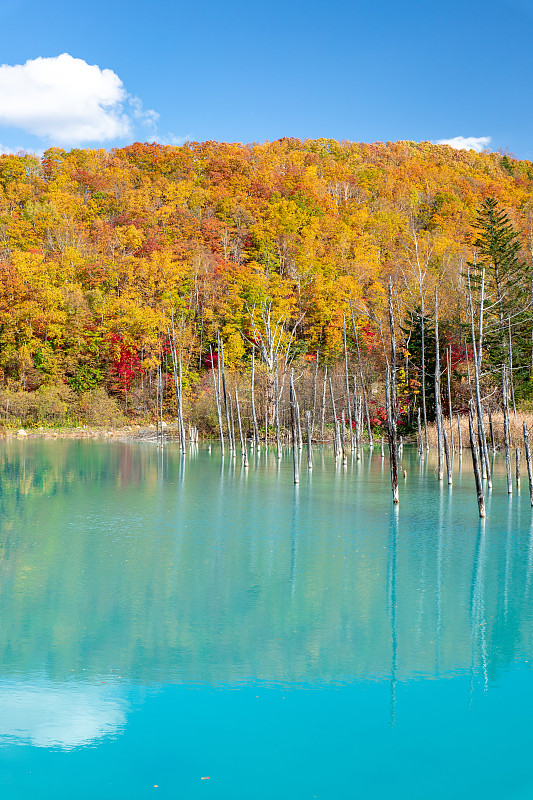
top-left (468, 197), bottom-right (531, 381)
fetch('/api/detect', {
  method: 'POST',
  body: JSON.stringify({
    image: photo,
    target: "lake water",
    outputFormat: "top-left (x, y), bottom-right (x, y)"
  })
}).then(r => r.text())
top-left (0, 439), bottom-right (532, 798)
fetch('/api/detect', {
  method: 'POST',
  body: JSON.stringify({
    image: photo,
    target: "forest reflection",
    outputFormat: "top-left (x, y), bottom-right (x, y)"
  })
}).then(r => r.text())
top-left (0, 439), bottom-right (532, 689)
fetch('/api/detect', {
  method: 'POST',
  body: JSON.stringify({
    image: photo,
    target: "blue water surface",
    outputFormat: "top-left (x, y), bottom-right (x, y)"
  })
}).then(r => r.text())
top-left (0, 440), bottom-right (532, 798)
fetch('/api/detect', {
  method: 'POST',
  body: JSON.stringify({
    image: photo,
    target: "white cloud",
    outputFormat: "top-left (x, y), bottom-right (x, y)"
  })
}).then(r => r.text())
top-left (0, 54), bottom-right (158, 146)
top-left (435, 135), bottom-right (492, 153)
top-left (153, 132), bottom-right (191, 146)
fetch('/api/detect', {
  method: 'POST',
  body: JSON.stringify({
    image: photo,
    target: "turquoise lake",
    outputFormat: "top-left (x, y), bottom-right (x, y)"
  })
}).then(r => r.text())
top-left (0, 439), bottom-right (532, 798)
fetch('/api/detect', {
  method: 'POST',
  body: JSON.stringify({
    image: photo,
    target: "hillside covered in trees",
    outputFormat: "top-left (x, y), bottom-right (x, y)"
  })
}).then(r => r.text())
top-left (1, 137), bottom-right (532, 428)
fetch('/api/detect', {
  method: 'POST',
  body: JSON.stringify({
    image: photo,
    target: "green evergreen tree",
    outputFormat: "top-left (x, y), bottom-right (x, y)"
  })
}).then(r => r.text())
top-left (467, 197), bottom-right (531, 383)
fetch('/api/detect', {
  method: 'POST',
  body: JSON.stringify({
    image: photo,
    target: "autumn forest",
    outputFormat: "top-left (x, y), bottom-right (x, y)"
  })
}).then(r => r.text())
top-left (1, 137), bottom-right (532, 434)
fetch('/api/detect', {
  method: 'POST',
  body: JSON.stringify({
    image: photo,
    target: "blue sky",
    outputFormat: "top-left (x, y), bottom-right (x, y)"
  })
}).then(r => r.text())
top-left (0, 0), bottom-right (532, 158)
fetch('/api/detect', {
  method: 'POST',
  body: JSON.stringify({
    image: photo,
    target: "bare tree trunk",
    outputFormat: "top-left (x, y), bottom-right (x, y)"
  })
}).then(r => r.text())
top-left (387, 279), bottom-right (399, 504)
top-left (446, 345), bottom-right (454, 451)
top-left (508, 317), bottom-right (517, 420)
top-left (523, 421), bottom-right (533, 506)
top-left (234, 388), bottom-right (248, 467)
top-left (289, 369), bottom-right (299, 484)
top-left (457, 413), bottom-right (462, 453)
top-left (311, 350), bottom-right (319, 436)
top-left (275, 368), bottom-right (282, 460)
top-left (306, 410), bottom-right (313, 469)
top-left (469, 401), bottom-right (486, 518)
top-left (320, 366), bottom-right (328, 441)
top-left (251, 348), bottom-right (260, 450)
top-left (296, 397), bottom-right (303, 451)
top-left (417, 408), bottom-right (423, 456)
top-left (353, 376), bottom-right (361, 460)
top-left (156, 361), bottom-right (160, 446)
top-left (488, 410), bottom-right (495, 452)
top-left (211, 346), bottom-right (224, 455)
top-left (516, 447), bottom-right (521, 489)
top-left (178, 353), bottom-right (186, 452)
top-left (329, 377), bottom-right (338, 459)
top-left (434, 288), bottom-right (443, 481)
top-left (341, 410), bottom-right (347, 465)
top-left (443, 426), bottom-right (452, 485)
top-left (343, 313), bottom-right (354, 451)
top-left (420, 296), bottom-right (429, 451)
top-left (220, 338), bottom-right (233, 453)
top-left (168, 319), bottom-right (185, 452)
top-left (228, 394), bottom-right (236, 459)
top-left (467, 269), bottom-right (492, 488)
top-left (349, 302), bottom-right (373, 446)
top-left (502, 366), bottom-right (512, 494)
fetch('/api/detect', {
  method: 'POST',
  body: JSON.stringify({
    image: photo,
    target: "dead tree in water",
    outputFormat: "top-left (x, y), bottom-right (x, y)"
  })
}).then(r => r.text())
top-left (245, 301), bottom-right (303, 425)
top-left (386, 279), bottom-right (399, 504)
top-left (219, 336), bottom-right (233, 453)
top-left (502, 366), bottom-right (512, 494)
top-left (234, 389), bottom-right (248, 467)
top-left (329, 377), bottom-right (339, 460)
top-left (296, 395), bottom-right (303, 451)
top-left (250, 348), bottom-right (260, 449)
top-left (228, 393), bottom-right (237, 459)
top-left (353, 376), bottom-right (361, 460)
top-left (469, 401), bottom-right (486, 518)
top-left (488, 410), bottom-right (495, 452)
top-left (311, 351), bottom-right (319, 436)
top-left (467, 269), bottom-right (492, 487)
top-left (343, 313), bottom-right (354, 451)
top-left (275, 370), bottom-right (282, 460)
top-left (349, 301), bottom-right (373, 447)
top-left (289, 369), bottom-right (299, 484)
top-left (434, 288), bottom-right (444, 481)
top-left (305, 410), bottom-right (313, 469)
top-left (168, 317), bottom-right (185, 452)
top-left (320, 366), bottom-right (328, 441)
top-left (341, 410), bottom-right (347, 466)
top-left (523, 421), bottom-right (533, 506)
top-left (210, 346), bottom-right (224, 455)
top-left (443, 426), bottom-right (452, 485)
top-left (446, 345), bottom-right (454, 451)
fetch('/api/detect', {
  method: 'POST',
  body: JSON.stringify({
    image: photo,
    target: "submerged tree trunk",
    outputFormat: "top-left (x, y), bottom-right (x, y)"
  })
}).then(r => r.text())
top-left (434, 288), bottom-right (443, 481)
top-left (353, 376), bottom-right (361, 460)
top-left (523, 421), bottom-right (533, 506)
top-left (387, 279), bottom-right (399, 504)
top-left (343, 313), bottom-right (354, 451)
top-left (275, 368), bottom-right (282, 460)
top-left (251, 347), bottom-right (260, 449)
top-left (320, 366), bottom-right (328, 441)
top-left (289, 369), bottom-right (299, 484)
top-left (469, 402), bottom-right (486, 518)
top-left (328, 377), bottom-right (338, 460)
top-left (306, 410), bottom-right (313, 469)
top-left (349, 302), bottom-right (373, 446)
top-left (443, 426), bottom-right (452, 485)
top-left (234, 388), bottom-right (248, 467)
top-left (211, 346), bottom-right (224, 455)
top-left (446, 345), bottom-right (454, 451)
top-left (502, 366), bottom-right (512, 494)
top-left (467, 269), bottom-right (492, 488)
top-left (311, 350), bottom-right (319, 436)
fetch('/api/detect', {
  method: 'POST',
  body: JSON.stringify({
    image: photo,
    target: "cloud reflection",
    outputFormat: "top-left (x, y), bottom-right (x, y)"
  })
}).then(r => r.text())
top-left (0, 680), bottom-right (127, 749)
